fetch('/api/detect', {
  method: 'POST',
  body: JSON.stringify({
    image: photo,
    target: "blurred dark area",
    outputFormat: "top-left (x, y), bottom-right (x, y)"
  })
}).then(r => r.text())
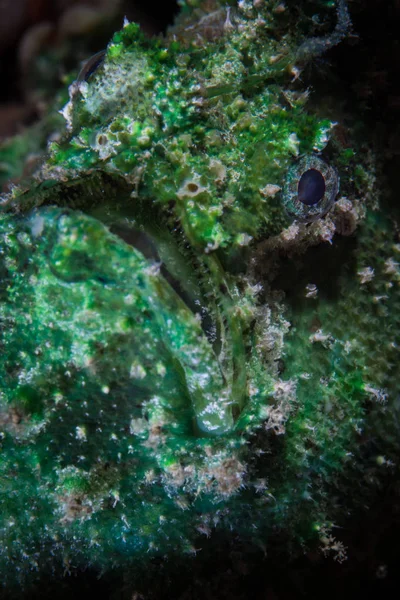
top-left (1, 0), bottom-right (400, 598)
top-left (325, 0), bottom-right (400, 220)
top-left (0, 0), bottom-right (179, 138)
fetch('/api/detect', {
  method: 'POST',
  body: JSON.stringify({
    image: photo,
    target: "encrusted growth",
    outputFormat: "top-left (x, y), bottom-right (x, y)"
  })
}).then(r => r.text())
top-left (0, 0), bottom-right (398, 590)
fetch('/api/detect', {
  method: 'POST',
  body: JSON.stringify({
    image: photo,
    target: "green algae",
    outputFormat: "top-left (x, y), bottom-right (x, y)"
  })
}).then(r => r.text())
top-left (0, 0), bottom-right (399, 589)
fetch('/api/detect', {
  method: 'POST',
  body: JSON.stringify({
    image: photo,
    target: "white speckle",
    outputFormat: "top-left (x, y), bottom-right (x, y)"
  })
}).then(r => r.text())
top-left (30, 214), bottom-right (45, 237)
top-left (281, 223), bottom-right (299, 241)
top-left (343, 341), bottom-right (352, 354)
top-left (372, 295), bottom-right (388, 304)
top-left (273, 2), bottom-right (287, 13)
top-left (273, 379), bottom-right (297, 400)
top-left (287, 133), bottom-right (300, 156)
top-left (76, 426), bottom-right (87, 441)
top-left (358, 267), bottom-right (374, 284)
top-left (290, 66), bottom-right (302, 81)
top-left (144, 262), bottom-right (161, 277)
top-left (236, 233), bottom-right (253, 246)
top-left (309, 329), bottom-right (334, 348)
top-left (259, 184), bottom-right (281, 198)
top-left (209, 158), bottom-right (227, 184)
top-left (384, 258), bottom-right (399, 276)
top-left (156, 363), bottom-right (166, 377)
top-left (364, 384), bottom-right (388, 404)
top-left (110, 490), bottom-right (120, 508)
top-left (205, 240), bottom-right (220, 253)
top-left (101, 385), bottom-right (110, 394)
top-left (254, 478), bottom-right (268, 493)
top-left (269, 53), bottom-right (284, 64)
top-left (59, 81), bottom-right (87, 130)
top-left (130, 418), bottom-right (147, 435)
top-left (59, 98), bottom-right (74, 131)
top-left (130, 363), bottom-right (147, 379)
top-left (305, 283), bottom-right (318, 299)
top-left (224, 7), bottom-right (234, 31)
top-left (316, 218), bottom-right (336, 244)
top-left (313, 121), bottom-right (336, 152)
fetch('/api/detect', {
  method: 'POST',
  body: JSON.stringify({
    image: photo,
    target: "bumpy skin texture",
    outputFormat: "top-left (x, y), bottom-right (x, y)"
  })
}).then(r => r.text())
top-left (0, 0), bottom-right (399, 587)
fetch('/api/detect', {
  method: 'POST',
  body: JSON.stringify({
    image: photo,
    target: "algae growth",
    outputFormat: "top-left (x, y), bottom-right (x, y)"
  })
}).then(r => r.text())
top-left (0, 0), bottom-right (399, 589)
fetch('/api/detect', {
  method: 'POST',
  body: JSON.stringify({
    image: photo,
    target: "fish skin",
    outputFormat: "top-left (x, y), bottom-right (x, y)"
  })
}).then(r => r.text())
top-left (0, 0), bottom-right (398, 589)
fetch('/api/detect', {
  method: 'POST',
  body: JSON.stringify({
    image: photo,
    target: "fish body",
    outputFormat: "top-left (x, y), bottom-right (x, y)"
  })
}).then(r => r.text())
top-left (0, 0), bottom-right (398, 587)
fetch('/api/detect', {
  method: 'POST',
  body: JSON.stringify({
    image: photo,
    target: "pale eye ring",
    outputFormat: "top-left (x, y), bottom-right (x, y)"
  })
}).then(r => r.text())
top-left (283, 155), bottom-right (339, 222)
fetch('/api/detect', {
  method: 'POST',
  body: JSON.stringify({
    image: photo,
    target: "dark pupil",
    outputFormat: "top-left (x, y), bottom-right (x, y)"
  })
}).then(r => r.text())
top-left (297, 168), bottom-right (326, 206)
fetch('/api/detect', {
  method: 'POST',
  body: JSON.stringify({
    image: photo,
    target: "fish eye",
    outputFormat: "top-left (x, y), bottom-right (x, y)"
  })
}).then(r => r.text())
top-left (283, 155), bottom-right (339, 222)
top-left (77, 50), bottom-right (106, 83)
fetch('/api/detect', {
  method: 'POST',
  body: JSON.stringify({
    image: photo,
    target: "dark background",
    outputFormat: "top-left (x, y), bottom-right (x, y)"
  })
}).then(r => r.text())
top-left (0, 0), bottom-right (179, 138)
top-left (1, 1), bottom-right (400, 598)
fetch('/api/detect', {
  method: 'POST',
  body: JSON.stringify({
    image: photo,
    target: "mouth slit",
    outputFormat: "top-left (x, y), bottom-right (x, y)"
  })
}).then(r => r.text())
top-left (109, 223), bottom-right (218, 346)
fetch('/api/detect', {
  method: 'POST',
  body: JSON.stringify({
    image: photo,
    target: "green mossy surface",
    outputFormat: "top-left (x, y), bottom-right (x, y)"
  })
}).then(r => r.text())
top-left (0, 0), bottom-right (399, 590)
